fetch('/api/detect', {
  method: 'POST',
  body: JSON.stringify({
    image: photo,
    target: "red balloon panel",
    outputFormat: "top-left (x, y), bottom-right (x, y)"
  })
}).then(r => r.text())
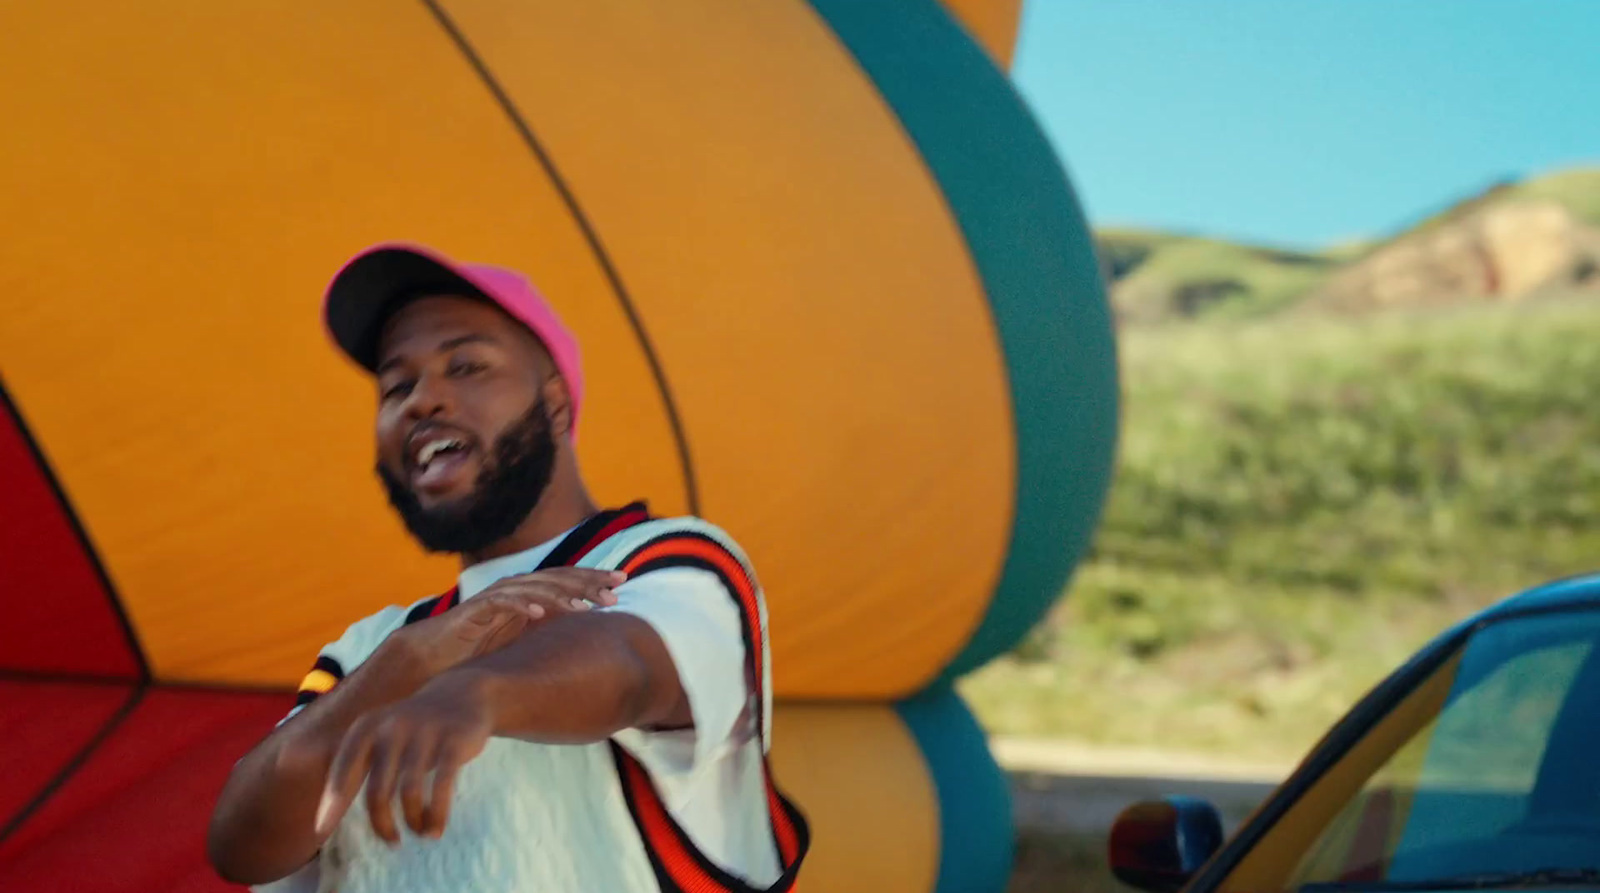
top-left (0, 389), bottom-right (141, 679)
top-left (0, 680), bottom-right (133, 831)
top-left (0, 687), bottom-right (289, 893)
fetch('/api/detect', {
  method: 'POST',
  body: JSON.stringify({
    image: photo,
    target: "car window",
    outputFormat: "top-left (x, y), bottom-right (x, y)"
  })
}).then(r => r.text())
top-left (1216, 609), bottom-right (1600, 892)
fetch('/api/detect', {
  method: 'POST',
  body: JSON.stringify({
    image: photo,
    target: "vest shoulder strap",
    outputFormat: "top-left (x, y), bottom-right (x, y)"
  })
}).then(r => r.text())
top-left (571, 516), bottom-right (809, 892)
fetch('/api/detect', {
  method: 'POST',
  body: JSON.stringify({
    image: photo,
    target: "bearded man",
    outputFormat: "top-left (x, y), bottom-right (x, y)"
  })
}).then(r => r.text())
top-left (207, 243), bottom-right (807, 893)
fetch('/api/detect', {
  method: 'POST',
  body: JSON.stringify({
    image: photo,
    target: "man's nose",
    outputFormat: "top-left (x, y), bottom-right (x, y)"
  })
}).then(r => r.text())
top-left (401, 371), bottom-right (453, 420)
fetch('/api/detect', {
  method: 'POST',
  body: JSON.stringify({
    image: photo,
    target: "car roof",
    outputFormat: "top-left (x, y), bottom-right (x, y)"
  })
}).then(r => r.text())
top-left (1481, 571), bottom-right (1600, 621)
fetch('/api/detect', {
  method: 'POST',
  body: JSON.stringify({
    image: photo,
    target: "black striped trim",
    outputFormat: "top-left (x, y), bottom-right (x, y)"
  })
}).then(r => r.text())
top-left (610, 743), bottom-right (803, 893)
top-left (617, 533), bottom-right (765, 730)
top-left (540, 501), bottom-right (651, 570)
top-left (626, 552), bottom-right (762, 727)
top-left (397, 505), bottom-right (650, 629)
top-left (403, 595), bottom-right (445, 626)
top-left (293, 656), bottom-right (346, 707)
top-left (609, 533), bottom-right (809, 886)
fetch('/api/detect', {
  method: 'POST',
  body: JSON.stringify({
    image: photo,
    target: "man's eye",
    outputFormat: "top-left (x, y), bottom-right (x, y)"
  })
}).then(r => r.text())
top-left (381, 381), bottom-right (414, 401)
top-left (449, 361), bottom-right (487, 376)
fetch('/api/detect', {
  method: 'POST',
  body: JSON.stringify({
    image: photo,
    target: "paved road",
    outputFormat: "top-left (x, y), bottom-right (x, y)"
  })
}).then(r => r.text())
top-left (1009, 769), bottom-right (1281, 835)
top-left (994, 738), bottom-right (1290, 836)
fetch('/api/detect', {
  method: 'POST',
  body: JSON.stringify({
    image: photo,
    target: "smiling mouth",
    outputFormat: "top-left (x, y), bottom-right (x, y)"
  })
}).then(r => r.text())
top-left (416, 437), bottom-right (465, 469)
top-left (408, 433), bottom-right (477, 490)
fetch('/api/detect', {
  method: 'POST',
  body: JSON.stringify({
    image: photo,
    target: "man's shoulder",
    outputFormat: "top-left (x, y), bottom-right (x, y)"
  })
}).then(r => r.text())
top-left (606, 515), bottom-right (748, 559)
top-left (595, 515), bottom-right (768, 606)
top-left (319, 592), bottom-right (438, 664)
top-left (590, 515), bottom-right (757, 579)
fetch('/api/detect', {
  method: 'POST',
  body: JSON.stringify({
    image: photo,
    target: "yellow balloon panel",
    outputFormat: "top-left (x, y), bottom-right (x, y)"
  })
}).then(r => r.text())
top-left (0, 0), bottom-right (1017, 697)
top-left (0, 0), bottom-right (687, 683)
top-left (770, 703), bottom-right (940, 893)
top-left (447, 0), bottom-right (1016, 698)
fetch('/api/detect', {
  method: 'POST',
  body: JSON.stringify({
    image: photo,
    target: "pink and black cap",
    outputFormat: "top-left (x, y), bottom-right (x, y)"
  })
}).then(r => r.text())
top-left (322, 242), bottom-right (585, 434)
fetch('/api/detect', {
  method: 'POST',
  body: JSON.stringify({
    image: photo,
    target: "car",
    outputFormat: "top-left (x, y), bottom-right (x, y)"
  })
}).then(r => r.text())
top-left (1108, 573), bottom-right (1600, 893)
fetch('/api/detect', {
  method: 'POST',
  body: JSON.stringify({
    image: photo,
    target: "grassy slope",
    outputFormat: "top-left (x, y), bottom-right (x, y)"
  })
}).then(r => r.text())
top-left (1510, 166), bottom-right (1600, 225)
top-left (963, 299), bottom-right (1600, 762)
top-left (1100, 228), bottom-right (1335, 321)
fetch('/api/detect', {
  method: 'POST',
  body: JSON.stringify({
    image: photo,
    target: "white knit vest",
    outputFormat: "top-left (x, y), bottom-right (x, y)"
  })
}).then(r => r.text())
top-left (314, 518), bottom-right (775, 893)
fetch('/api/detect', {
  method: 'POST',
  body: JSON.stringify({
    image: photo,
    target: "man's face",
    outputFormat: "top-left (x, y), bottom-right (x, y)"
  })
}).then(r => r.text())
top-left (372, 294), bottom-right (559, 554)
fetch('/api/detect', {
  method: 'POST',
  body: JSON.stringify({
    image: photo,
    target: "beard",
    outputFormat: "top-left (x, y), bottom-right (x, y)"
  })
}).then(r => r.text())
top-left (377, 398), bottom-right (557, 555)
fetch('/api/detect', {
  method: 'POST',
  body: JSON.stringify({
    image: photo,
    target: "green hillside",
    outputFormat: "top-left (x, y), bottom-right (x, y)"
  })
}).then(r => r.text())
top-left (1099, 165), bottom-right (1600, 321)
top-left (1510, 166), bottom-right (1600, 225)
top-left (963, 298), bottom-right (1600, 760)
top-left (1098, 229), bottom-right (1336, 321)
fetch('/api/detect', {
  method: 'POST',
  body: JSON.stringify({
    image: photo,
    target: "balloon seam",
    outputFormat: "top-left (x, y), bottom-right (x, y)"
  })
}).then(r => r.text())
top-left (0, 377), bottom-right (151, 681)
top-left (417, 0), bottom-right (702, 515)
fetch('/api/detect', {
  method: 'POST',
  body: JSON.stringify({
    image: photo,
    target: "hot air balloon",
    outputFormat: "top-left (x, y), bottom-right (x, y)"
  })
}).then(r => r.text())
top-left (0, 1), bottom-right (1116, 891)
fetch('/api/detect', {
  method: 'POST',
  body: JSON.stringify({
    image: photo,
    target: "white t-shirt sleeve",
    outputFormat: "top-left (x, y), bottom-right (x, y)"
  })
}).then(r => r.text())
top-left (606, 566), bottom-right (754, 777)
top-left (277, 604), bottom-right (409, 726)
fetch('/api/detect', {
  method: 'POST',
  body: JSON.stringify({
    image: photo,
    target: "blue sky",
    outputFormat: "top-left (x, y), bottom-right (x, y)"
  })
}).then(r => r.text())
top-left (1012, 1), bottom-right (1600, 248)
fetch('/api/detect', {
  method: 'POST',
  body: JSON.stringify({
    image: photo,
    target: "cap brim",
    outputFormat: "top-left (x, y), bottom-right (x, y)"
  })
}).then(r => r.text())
top-left (323, 245), bottom-right (488, 372)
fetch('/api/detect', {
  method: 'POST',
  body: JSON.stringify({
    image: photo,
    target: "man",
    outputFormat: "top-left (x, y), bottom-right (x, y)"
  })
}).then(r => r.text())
top-left (207, 243), bottom-right (807, 893)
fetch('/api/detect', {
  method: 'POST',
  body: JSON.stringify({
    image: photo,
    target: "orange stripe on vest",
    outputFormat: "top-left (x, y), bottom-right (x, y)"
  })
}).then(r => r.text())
top-left (621, 538), bottom-right (764, 691)
top-left (613, 534), bottom-right (806, 892)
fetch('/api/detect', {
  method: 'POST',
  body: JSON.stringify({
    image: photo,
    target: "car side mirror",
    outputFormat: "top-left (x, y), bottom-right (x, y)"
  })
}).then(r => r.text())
top-left (1108, 796), bottom-right (1226, 893)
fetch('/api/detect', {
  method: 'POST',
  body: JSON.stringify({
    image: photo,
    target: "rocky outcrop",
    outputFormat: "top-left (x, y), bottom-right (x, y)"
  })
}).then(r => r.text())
top-left (1304, 200), bottom-right (1600, 312)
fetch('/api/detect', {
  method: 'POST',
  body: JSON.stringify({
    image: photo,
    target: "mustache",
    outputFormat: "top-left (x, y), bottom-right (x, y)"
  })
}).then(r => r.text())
top-left (376, 397), bottom-right (556, 554)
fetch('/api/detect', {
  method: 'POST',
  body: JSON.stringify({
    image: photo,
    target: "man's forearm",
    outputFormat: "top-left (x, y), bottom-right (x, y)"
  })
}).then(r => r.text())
top-left (435, 612), bottom-right (686, 743)
top-left (207, 640), bottom-right (434, 885)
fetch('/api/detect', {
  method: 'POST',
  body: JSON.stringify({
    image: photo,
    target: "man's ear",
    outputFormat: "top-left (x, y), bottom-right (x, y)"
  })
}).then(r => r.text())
top-left (541, 375), bottom-right (575, 439)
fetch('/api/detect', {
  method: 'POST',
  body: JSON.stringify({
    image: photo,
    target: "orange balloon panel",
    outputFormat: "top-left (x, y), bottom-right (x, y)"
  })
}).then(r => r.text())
top-left (769, 703), bottom-right (939, 893)
top-left (447, 0), bottom-right (1015, 697)
top-left (0, 0), bottom-right (687, 682)
top-left (0, 0), bottom-right (1016, 696)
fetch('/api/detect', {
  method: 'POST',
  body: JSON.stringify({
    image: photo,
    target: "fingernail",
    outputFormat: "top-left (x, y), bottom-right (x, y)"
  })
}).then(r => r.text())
top-left (314, 791), bottom-right (334, 835)
top-left (527, 604), bottom-right (545, 619)
top-left (599, 588), bottom-right (617, 604)
top-left (571, 598), bottom-right (591, 610)
top-left (610, 571), bottom-right (627, 582)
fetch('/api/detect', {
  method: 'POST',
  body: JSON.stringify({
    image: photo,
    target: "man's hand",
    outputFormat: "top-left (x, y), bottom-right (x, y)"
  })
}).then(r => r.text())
top-left (314, 673), bottom-right (495, 844)
top-left (390, 568), bottom-right (627, 675)
top-left (208, 568), bottom-right (628, 882)
top-left (308, 605), bottom-right (691, 846)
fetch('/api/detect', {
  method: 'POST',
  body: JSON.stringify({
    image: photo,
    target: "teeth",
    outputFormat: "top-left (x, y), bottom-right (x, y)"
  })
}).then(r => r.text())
top-left (417, 438), bottom-right (463, 468)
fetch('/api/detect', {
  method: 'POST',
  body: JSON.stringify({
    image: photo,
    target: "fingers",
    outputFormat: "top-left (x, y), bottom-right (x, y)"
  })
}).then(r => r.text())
top-left (446, 569), bottom-right (630, 658)
top-left (540, 567), bottom-right (629, 588)
top-left (316, 703), bottom-right (487, 844)
top-left (398, 733), bottom-right (439, 838)
top-left (479, 592), bottom-right (545, 623)
top-left (552, 568), bottom-right (627, 607)
top-left (316, 719), bottom-right (376, 838)
top-left (363, 731), bottom-right (402, 845)
top-left (488, 568), bottom-right (627, 609)
top-left (519, 568), bottom-right (623, 609)
top-left (323, 719), bottom-right (448, 843)
top-left (422, 741), bottom-right (472, 838)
